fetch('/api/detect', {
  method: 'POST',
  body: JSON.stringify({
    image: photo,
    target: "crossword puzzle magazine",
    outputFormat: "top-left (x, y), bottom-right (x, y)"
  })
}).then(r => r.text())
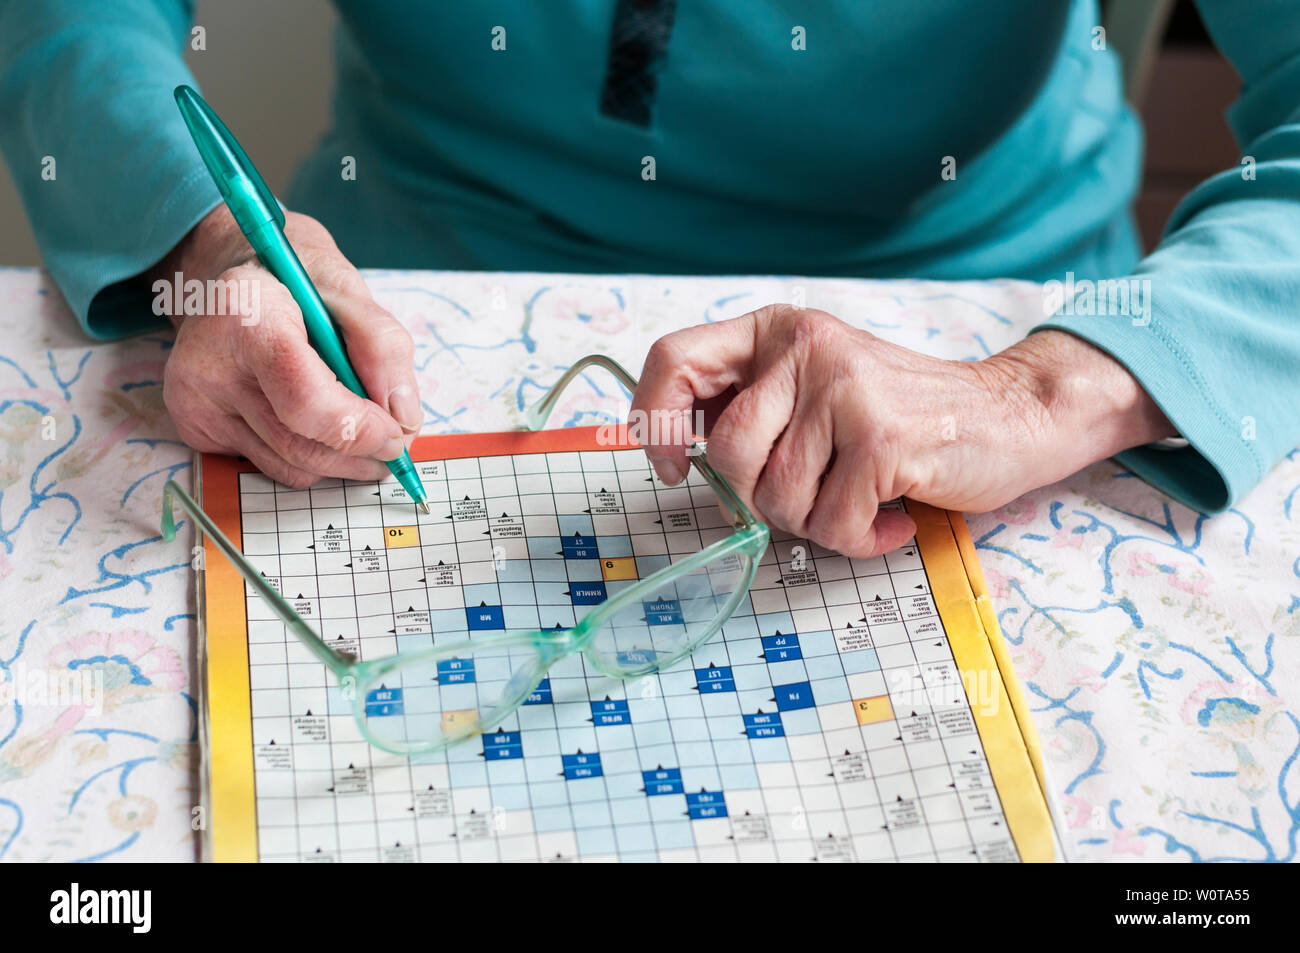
top-left (195, 427), bottom-right (1054, 862)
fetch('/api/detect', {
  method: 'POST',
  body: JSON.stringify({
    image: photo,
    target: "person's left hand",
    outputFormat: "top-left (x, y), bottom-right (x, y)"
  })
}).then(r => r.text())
top-left (630, 305), bottom-right (1172, 558)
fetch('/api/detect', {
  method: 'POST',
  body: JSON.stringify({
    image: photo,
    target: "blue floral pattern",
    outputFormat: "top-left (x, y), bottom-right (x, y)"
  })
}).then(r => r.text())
top-left (0, 268), bottom-right (1294, 862)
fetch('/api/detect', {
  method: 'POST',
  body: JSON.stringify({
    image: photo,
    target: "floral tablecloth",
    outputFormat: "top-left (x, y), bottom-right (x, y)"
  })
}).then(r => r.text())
top-left (0, 266), bottom-right (1295, 863)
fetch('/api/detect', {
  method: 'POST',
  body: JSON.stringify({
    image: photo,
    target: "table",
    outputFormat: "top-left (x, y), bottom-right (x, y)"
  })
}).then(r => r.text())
top-left (0, 267), bottom-right (1295, 862)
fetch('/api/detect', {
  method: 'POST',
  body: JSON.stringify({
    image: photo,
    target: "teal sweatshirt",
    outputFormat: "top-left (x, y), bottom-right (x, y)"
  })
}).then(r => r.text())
top-left (1, 0), bottom-right (1297, 513)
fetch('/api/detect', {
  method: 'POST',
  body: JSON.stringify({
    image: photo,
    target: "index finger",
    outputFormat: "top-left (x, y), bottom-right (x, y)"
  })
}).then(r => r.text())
top-left (251, 323), bottom-right (406, 461)
top-left (630, 310), bottom-right (763, 482)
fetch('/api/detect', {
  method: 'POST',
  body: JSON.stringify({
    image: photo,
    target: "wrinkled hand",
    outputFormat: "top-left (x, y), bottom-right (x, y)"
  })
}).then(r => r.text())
top-left (155, 207), bottom-right (420, 488)
top-left (631, 306), bottom-right (1172, 557)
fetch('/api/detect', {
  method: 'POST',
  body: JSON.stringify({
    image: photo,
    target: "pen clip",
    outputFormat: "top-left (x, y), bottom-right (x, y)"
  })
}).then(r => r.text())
top-left (174, 84), bottom-right (285, 230)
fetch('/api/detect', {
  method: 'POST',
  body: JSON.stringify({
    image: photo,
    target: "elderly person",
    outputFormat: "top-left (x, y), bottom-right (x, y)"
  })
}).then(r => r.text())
top-left (2, 1), bottom-right (1296, 555)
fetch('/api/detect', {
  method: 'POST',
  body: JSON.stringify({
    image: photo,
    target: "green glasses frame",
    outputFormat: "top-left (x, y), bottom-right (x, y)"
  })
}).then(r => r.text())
top-left (162, 354), bottom-right (769, 755)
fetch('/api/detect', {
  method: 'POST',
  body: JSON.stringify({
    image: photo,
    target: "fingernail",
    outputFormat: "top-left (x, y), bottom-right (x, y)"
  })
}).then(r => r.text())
top-left (653, 457), bottom-right (686, 485)
top-left (387, 384), bottom-right (422, 433)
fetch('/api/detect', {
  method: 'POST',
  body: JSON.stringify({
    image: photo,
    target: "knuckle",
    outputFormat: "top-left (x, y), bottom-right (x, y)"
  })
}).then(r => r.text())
top-left (284, 212), bottom-right (331, 246)
top-left (371, 316), bottom-right (415, 359)
top-left (643, 334), bottom-right (685, 375)
top-left (324, 266), bottom-right (370, 298)
top-left (786, 308), bottom-right (841, 349)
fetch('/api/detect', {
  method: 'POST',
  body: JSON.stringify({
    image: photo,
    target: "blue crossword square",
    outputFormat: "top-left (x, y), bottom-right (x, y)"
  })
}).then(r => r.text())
top-left (447, 761), bottom-right (487, 788)
top-left (599, 747), bottom-right (642, 776)
top-left (667, 716), bottom-right (710, 742)
top-left (598, 535), bottom-right (633, 558)
top-left (487, 783), bottom-right (531, 811)
top-left (780, 708), bottom-right (821, 734)
top-left (558, 516), bottom-right (595, 537)
top-left (804, 654), bottom-right (846, 681)
top-left (799, 629), bottom-right (837, 656)
top-left (663, 693), bottom-right (705, 720)
top-left (531, 804), bottom-right (574, 833)
top-left (462, 582), bottom-right (501, 606)
top-left (570, 799), bottom-right (613, 829)
top-left (525, 756), bottom-right (563, 785)
top-left (519, 724), bottom-right (560, 754)
top-left (567, 776), bottom-right (608, 805)
top-left (595, 724), bottom-right (635, 749)
top-left (772, 681), bottom-right (815, 711)
top-left (486, 760), bottom-right (527, 786)
top-left (679, 765), bottom-right (722, 791)
top-left (502, 604), bottom-right (541, 629)
top-left (465, 604), bottom-right (504, 630)
top-left (575, 826), bottom-right (618, 856)
top-left (610, 796), bottom-right (651, 825)
top-left (700, 692), bottom-right (741, 717)
top-left (497, 581), bottom-right (536, 604)
top-left (712, 738), bottom-right (753, 767)
top-left (527, 779), bottom-right (569, 808)
top-left (569, 581), bottom-right (608, 605)
top-left (647, 795), bottom-right (685, 822)
top-left (495, 559), bottom-right (534, 583)
top-left (626, 697), bottom-right (667, 724)
top-left (720, 615), bottom-right (759, 640)
top-left (732, 662), bottom-right (773, 691)
top-left (756, 611), bottom-right (795, 635)
top-left (674, 741), bottom-right (715, 766)
top-left (719, 762), bottom-right (760, 789)
top-left (565, 559), bottom-right (602, 580)
top-left (530, 559), bottom-right (569, 582)
top-left (527, 536), bottom-right (562, 560)
top-left (428, 608), bottom-right (468, 633)
top-left (811, 676), bottom-right (851, 705)
top-left (750, 738), bottom-right (792, 763)
top-left (841, 649), bottom-right (882, 674)
top-left (613, 823), bottom-right (657, 854)
top-left (651, 820), bottom-right (695, 850)
top-left (766, 660), bottom-right (808, 686)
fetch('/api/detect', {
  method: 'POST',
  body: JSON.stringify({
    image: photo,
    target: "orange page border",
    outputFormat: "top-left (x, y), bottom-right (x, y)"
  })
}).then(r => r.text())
top-left (200, 427), bottom-right (1051, 862)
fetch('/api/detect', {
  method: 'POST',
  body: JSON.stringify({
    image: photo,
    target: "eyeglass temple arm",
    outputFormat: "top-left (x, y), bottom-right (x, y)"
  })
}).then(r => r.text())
top-left (523, 354), bottom-right (637, 431)
top-left (523, 354), bottom-right (761, 530)
top-left (161, 479), bottom-right (353, 675)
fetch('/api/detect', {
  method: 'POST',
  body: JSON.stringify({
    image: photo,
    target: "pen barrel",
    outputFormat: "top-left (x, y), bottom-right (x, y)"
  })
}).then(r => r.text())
top-left (247, 221), bottom-right (368, 399)
top-left (246, 223), bottom-right (424, 499)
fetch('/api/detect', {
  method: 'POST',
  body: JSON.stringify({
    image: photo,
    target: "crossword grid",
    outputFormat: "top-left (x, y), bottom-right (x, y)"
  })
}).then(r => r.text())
top-left (234, 447), bottom-right (1019, 862)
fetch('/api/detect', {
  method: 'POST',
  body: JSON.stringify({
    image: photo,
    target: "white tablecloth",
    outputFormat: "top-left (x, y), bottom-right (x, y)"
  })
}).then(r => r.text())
top-left (0, 267), bottom-right (1294, 862)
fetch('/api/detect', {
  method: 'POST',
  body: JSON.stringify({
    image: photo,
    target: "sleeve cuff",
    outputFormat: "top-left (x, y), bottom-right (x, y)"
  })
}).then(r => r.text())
top-left (75, 173), bottom-right (223, 341)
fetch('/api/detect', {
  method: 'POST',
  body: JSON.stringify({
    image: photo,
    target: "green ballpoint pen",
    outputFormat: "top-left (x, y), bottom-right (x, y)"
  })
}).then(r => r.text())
top-left (173, 84), bottom-right (429, 514)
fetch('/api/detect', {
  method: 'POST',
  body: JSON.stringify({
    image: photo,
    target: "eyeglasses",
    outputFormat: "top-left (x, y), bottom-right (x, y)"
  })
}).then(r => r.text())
top-left (162, 355), bottom-right (769, 755)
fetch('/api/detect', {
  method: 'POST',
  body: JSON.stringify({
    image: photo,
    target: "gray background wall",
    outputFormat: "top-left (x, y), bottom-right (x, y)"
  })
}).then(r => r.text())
top-left (0, 0), bottom-right (336, 266)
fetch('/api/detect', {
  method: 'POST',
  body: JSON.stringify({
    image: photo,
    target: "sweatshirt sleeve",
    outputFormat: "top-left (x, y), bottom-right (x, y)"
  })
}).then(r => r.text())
top-left (0, 0), bottom-right (222, 340)
top-left (1036, 0), bottom-right (1300, 512)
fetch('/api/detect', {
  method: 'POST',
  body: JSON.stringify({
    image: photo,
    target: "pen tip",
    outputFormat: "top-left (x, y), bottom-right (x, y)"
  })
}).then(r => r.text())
top-left (418, 502), bottom-right (430, 515)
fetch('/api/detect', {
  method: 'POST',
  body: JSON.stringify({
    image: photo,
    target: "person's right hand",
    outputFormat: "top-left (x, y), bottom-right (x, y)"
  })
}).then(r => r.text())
top-left (152, 206), bottom-right (421, 488)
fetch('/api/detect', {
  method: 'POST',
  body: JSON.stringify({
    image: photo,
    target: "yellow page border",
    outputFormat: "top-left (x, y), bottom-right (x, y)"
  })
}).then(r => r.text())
top-left (908, 501), bottom-right (1054, 862)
